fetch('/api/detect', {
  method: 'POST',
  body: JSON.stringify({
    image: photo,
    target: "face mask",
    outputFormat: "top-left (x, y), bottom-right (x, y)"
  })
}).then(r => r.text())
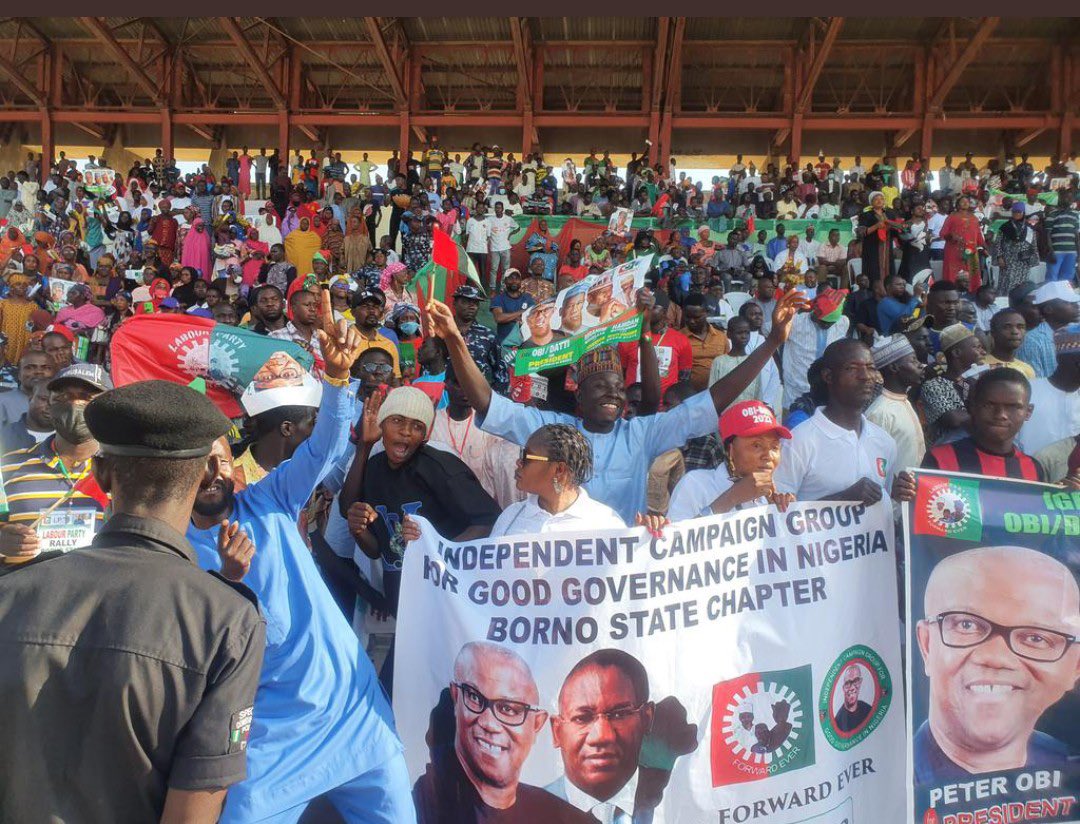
top-left (398, 321), bottom-right (421, 336)
top-left (50, 401), bottom-right (94, 444)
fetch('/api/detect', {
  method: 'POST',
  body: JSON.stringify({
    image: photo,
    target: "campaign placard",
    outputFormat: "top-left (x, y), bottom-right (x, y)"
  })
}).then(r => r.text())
top-left (904, 471), bottom-right (1080, 824)
top-left (395, 500), bottom-right (905, 823)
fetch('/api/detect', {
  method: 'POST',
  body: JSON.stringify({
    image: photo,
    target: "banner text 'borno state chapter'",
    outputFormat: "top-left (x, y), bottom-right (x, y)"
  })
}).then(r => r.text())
top-left (395, 501), bottom-right (905, 823)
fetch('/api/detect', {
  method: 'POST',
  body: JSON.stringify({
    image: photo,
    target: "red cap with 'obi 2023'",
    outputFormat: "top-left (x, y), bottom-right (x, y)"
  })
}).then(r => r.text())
top-left (719, 400), bottom-right (792, 442)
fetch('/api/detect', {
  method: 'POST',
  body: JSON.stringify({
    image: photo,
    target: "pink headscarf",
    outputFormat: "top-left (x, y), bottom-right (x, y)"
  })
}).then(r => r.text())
top-left (180, 216), bottom-right (212, 279)
top-left (380, 261), bottom-right (407, 292)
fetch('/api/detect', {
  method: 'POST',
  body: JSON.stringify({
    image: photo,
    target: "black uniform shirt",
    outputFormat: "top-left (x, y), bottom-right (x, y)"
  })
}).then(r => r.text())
top-left (0, 513), bottom-right (266, 823)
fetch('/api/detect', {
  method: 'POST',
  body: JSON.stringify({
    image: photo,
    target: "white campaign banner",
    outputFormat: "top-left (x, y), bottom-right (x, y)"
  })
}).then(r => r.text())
top-left (395, 501), bottom-right (905, 824)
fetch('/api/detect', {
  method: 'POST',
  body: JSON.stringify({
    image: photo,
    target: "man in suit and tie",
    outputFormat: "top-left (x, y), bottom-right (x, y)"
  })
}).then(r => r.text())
top-left (547, 649), bottom-right (656, 824)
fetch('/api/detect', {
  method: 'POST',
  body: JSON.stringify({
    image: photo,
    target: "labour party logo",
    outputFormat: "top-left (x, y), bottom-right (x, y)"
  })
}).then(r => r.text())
top-left (711, 665), bottom-right (815, 787)
top-left (818, 645), bottom-right (891, 750)
top-left (914, 475), bottom-right (983, 542)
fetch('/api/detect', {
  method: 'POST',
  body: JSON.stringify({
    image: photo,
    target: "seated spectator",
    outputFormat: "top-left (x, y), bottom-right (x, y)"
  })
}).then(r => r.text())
top-left (877, 274), bottom-right (920, 335)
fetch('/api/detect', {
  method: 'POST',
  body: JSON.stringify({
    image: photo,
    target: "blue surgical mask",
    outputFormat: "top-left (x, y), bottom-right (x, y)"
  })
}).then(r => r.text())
top-left (399, 321), bottom-right (421, 336)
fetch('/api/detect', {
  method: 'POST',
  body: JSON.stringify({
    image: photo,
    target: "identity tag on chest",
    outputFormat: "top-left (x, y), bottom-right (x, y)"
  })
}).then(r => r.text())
top-left (36, 508), bottom-right (97, 553)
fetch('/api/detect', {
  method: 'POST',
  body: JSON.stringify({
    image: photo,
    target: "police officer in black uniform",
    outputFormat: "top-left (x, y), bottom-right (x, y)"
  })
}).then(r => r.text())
top-left (0, 380), bottom-right (266, 824)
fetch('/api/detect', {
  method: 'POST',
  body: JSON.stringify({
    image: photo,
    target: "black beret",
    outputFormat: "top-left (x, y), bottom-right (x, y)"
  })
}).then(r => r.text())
top-left (86, 380), bottom-right (232, 458)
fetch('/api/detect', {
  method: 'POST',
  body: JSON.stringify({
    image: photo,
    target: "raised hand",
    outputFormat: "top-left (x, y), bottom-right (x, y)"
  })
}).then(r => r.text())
top-left (315, 288), bottom-right (365, 380)
top-left (766, 289), bottom-right (811, 345)
top-left (359, 388), bottom-right (384, 447)
top-left (217, 520), bottom-right (255, 582)
top-left (424, 297), bottom-right (460, 342)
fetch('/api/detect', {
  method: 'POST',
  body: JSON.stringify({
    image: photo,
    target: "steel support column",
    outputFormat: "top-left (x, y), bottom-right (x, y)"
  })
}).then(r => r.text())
top-left (160, 108), bottom-right (173, 161)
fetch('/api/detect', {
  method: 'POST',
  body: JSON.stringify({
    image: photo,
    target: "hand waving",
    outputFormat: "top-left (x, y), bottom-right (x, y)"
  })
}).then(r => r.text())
top-left (315, 288), bottom-right (364, 380)
top-left (766, 289), bottom-right (811, 346)
top-left (359, 387), bottom-right (384, 447)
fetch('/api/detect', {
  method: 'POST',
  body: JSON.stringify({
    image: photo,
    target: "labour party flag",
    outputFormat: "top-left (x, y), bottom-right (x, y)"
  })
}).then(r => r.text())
top-left (411, 227), bottom-right (483, 305)
top-left (710, 665), bottom-right (815, 787)
top-left (110, 314), bottom-right (315, 417)
top-left (912, 473), bottom-right (984, 542)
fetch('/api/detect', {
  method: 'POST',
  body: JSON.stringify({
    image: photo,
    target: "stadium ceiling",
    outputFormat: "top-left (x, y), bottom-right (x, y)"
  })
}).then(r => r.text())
top-left (0, 16), bottom-right (1076, 172)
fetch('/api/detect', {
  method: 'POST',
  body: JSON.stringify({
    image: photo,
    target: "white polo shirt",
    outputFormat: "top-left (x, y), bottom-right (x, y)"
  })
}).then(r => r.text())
top-left (773, 408), bottom-right (898, 501)
top-left (668, 467), bottom-right (770, 521)
top-left (490, 488), bottom-right (625, 537)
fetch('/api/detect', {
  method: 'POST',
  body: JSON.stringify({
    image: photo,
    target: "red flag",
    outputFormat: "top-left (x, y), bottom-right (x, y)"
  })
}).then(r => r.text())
top-left (73, 473), bottom-right (109, 510)
top-left (431, 226), bottom-right (460, 271)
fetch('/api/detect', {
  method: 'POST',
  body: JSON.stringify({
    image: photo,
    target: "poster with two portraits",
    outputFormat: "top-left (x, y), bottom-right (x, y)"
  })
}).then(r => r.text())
top-left (395, 500), bottom-right (906, 823)
top-left (904, 470), bottom-right (1080, 824)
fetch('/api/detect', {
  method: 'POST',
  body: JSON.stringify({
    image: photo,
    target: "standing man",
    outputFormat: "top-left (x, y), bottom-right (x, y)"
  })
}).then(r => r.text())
top-left (465, 203), bottom-right (490, 284)
top-left (866, 335), bottom-right (926, 472)
top-left (1018, 281), bottom-right (1079, 377)
top-left (254, 148), bottom-right (270, 200)
top-left (923, 368), bottom-right (1044, 481)
top-left (1018, 325), bottom-right (1080, 457)
top-left (453, 285), bottom-right (507, 391)
top-left (983, 308), bottom-right (1035, 378)
top-left (774, 338), bottom-right (908, 505)
top-left (781, 289), bottom-right (850, 411)
top-left (487, 202), bottom-right (517, 291)
top-left (0, 365), bottom-right (112, 557)
top-left (683, 293), bottom-right (729, 391)
top-left (618, 290), bottom-right (693, 398)
top-left (188, 291), bottom-right (414, 822)
top-left (490, 269), bottom-right (536, 345)
top-left (0, 381), bottom-right (266, 823)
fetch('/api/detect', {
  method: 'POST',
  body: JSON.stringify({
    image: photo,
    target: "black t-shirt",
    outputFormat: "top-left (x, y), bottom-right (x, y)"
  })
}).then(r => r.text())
top-left (362, 444), bottom-right (501, 614)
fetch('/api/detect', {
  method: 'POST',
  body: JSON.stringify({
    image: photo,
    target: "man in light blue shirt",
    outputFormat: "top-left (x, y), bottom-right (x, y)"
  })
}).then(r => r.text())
top-left (187, 295), bottom-right (414, 823)
top-left (425, 290), bottom-right (804, 522)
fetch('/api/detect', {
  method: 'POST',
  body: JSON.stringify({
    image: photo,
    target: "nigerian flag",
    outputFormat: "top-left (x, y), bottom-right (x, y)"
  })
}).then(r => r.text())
top-left (411, 227), bottom-right (484, 304)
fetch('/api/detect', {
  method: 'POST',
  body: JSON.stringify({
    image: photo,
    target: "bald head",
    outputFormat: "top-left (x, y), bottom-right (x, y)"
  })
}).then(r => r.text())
top-left (924, 546), bottom-right (1079, 632)
top-left (454, 641), bottom-right (539, 704)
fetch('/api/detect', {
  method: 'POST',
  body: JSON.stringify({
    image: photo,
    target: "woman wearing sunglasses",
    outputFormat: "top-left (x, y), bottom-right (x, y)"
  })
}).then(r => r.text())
top-left (490, 423), bottom-right (666, 537)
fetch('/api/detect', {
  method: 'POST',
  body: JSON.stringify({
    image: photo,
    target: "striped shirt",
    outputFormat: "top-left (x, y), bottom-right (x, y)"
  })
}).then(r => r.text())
top-left (1045, 208), bottom-right (1079, 253)
top-left (1, 437), bottom-right (107, 529)
top-left (922, 436), bottom-right (1045, 482)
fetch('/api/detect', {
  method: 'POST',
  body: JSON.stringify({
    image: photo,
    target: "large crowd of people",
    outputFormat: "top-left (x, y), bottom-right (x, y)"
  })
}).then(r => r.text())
top-left (0, 138), bottom-right (1079, 823)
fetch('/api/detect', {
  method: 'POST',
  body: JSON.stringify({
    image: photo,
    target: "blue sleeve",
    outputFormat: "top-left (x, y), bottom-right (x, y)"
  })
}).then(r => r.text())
top-left (258, 381), bottom-right (351, 516)
top-left (476, 391), bottom-right (575, 446)
top-left (642, 390), bottom-right (719, 458)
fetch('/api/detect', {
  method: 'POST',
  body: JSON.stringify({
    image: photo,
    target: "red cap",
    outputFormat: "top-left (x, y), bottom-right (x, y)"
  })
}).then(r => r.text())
top-left (46, 324), bottom-right (75, 344)
top-left (719, 400), bottom-right (792, 442)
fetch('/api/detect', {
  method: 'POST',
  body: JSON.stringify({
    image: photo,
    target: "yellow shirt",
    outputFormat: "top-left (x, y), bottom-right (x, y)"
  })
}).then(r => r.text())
top-left (686, 324), bottom-right (730, 392)
top-left (982, 354), bottom-right (1035, 379)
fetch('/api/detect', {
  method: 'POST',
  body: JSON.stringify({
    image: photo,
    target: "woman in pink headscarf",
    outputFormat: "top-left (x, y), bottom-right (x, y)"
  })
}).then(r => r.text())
top-left (241, 227), bottom-right (269, 290)
top-left (181, 216), bottom-right (213, 279)
top-left (380, 261), bottom-right (415, 317)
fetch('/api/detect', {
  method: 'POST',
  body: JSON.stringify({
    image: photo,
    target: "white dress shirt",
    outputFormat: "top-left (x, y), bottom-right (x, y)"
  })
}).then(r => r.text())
top-left (565, 769), bottom-right (639, 824)
top-left (1019, 378), bottom-right (1080, 456)
top-left (781, 312), bottom-right (850, 409)
top-left (489, 487), bottom-right (625, 537)
top-left (773, 408), bottom-right (898, 501)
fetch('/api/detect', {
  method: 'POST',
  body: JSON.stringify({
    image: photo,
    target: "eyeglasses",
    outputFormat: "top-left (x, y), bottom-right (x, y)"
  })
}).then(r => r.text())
top-left (452, 682), bottom-right (543, 727)
top-left (358, 363), bottom-right (393, 375)
top-left (518, 448), bottom-right (551, 464)
top-left (560, 703), bottom-right (649, 730)
top-left (931, 611), bottom-right (1077, 663)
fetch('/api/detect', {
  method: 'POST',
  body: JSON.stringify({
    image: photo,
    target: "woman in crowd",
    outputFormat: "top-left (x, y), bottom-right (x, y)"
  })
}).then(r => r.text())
top-left (489, 423), bottom-right (626, 535)
top-left (389, 301), bottom-right (423, 354)
top-left (668, 400), bottom-right (796, 520)
top-left (857, 191), bottom-right (900, 297)
top-left (898, 201), bottom-right (932, 281)
top-left (342, 213), bottom-right (372, 274)
top-left (0, 273), bottom-right (36, 364)
top-left (109, 211), bottom-right (137, 269)
top-left (940, 194), bottom-right (985, 291)
top-left (525, 219), bottom-right (560, 282)
top-left (322, 217), bottom-right (345, 271)
top-left (358, 247), bottom-right (387, 289)
top-left (995, 202), bottom-right (1041, 294)
top-left (181, 216), bottom-right (212, 276)
top-left (284, 215), bottom-right (321, 276)
top-left (380, 261), bottom-right (415, 317)
top-left (54, 283), bottom-right (105, 336)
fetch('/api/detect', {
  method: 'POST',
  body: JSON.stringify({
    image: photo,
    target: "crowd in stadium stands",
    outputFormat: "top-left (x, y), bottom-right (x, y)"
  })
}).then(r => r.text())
top-left (0, 136), bottom-right (1079, 822)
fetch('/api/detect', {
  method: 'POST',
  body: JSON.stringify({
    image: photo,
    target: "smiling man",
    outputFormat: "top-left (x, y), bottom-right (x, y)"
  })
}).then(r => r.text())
top-left (547, 649), bottom-right (655, 823)
top-left (915, 546), bottom-right (1080, 781)
top-left (413, 641), bottom-right (592, 823)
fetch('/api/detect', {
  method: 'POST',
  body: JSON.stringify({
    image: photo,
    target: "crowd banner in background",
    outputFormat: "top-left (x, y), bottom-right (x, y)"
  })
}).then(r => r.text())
top-left (514, 255), bottom-right (651, 375)
top-left (395, 500), bottom-right (904, 823)
top-left (904, 470), bottom-right (1080, 824)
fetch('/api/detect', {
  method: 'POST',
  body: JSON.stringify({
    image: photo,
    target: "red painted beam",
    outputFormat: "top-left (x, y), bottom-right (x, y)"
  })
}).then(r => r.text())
top-left (794, 17), bottom-right (844, 115)
top-left (927, 17), bottom-right (1000, 111)
top-left (219, 18), bottom-right (286, 109)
